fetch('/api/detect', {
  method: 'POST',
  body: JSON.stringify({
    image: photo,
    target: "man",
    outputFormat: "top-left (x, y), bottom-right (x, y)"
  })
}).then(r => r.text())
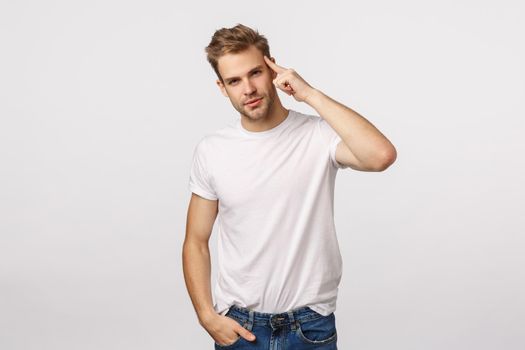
top-left (183, 24), bottom-right (396, 349)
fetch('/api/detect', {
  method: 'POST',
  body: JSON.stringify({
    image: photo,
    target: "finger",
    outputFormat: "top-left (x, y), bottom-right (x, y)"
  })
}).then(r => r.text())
top-left (274, 78), bottom-right (294, 93)
top-left (238, 326), bottom-right (256, 341)
top-left (219, 334), bottom-right (240, 346)
top-left (264, 55), bottom-right (286, 73)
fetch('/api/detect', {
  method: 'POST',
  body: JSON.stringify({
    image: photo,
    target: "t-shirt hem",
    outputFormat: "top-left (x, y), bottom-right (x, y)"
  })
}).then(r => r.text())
top-left (189, 184), bottom-right (217, 200)
top-left (306, 303), bottom-right (337, 316)
top-left (330, 136), bottom-right (350, 169)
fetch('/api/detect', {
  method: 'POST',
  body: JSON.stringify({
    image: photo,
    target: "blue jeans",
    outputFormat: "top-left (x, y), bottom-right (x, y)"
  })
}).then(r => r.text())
top-left (214, 304), bottom-right (338, 349)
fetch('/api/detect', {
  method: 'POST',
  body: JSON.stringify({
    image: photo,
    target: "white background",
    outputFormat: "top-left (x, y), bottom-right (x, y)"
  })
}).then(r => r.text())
top-left (1, 1), bottom-right (524, 349)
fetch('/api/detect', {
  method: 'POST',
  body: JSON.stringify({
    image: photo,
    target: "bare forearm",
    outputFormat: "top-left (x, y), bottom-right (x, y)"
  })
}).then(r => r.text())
top-left (305, 88), bottom-right (396, 166)
top-left (182, 240), bottom-right (217, 326)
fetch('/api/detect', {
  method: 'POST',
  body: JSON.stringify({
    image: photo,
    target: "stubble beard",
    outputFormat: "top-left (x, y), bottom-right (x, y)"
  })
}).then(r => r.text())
top-left (236, 86), bottom-right (276, 122)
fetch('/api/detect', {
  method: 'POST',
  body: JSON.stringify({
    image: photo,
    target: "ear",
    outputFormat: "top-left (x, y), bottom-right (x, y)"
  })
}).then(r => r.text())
top-left (216, 79), bottom-right (229, 98)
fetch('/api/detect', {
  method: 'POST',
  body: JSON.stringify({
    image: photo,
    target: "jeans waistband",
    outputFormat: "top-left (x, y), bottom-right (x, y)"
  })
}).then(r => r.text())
top-left (226, 304), bottom-right (327, 331)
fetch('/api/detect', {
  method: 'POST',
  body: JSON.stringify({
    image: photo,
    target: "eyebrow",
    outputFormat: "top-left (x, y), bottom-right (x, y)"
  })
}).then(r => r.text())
top-left (224, 65), bottom-right (264, 83)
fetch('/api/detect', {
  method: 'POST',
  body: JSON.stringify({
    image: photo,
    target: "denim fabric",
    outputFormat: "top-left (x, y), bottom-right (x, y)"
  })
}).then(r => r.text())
top-left (214, 304), bottom-right (337, 349)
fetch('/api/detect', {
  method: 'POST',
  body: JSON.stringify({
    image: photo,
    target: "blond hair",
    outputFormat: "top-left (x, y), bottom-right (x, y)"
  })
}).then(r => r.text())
top-left (205, 23), bottom-right (271, 83)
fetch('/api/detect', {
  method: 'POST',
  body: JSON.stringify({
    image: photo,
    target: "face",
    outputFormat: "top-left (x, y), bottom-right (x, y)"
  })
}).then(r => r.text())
top-left (216, 45), bottom-right (278, 122)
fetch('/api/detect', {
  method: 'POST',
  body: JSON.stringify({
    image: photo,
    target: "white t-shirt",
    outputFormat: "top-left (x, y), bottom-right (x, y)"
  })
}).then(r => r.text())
top-left (188, 108), bottom-right (348, 317)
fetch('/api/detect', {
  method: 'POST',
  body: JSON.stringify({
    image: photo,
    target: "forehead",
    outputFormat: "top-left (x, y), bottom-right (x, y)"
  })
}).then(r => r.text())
top-left (218, 46), bottom-right (264, 80)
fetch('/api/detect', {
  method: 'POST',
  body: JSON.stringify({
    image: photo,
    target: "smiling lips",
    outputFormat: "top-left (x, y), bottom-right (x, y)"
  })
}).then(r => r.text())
top-left (245, 97), bottom-right (263, 106)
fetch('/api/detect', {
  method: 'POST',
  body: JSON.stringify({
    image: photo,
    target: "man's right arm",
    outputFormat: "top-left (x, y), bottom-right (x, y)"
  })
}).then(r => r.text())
top-left (182, 193), bottom-right (219, 326)
top-left (182, 193), bottom-right (257, 345)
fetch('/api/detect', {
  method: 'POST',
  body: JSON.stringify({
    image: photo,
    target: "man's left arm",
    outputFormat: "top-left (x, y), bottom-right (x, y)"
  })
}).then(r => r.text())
top-left (263, 55), bottom-right (397, 172)
top-left (305, 89), bottom-right (397, 171)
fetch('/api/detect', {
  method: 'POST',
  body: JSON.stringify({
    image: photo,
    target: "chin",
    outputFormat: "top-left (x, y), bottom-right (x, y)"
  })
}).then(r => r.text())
top-left (248, 108), bottom-right (268, 120)
top-left (240, 104), bottom-right (264, 119)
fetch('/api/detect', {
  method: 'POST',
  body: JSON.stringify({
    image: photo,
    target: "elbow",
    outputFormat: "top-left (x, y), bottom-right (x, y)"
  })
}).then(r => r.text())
top-left (372, 146), bottom-right (397, 172)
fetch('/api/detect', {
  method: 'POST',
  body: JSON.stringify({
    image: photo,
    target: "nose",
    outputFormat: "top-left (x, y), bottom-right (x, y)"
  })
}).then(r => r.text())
top-left (243, 78), bottom-right (256, 96)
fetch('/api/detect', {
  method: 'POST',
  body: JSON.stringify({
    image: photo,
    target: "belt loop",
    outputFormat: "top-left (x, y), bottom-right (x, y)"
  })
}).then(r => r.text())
top-left (246, 310), bottom-right (254, 331)
top-left (287, 310), bottom-right (297, 331)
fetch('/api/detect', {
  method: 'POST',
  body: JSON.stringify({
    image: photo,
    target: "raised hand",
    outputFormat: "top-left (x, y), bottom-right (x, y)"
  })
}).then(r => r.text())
top-left (263, 55), bottom-right (316, 103)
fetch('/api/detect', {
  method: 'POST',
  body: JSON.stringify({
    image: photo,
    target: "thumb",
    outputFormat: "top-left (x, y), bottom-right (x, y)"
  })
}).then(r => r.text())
top-left (238, 326), bottom-right (256, 341)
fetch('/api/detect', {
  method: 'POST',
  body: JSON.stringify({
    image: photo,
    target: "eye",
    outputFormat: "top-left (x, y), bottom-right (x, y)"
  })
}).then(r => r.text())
top-left (228, 79), bottom-right (238, 85)
top-left (253, 70), bottom-right (262, 75)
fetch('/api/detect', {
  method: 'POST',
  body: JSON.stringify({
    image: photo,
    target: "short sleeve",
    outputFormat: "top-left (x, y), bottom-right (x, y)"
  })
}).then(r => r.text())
top-left (188, 138), bottom-right (218, 200)
top-left (317, 117), bottom-right (349, 169)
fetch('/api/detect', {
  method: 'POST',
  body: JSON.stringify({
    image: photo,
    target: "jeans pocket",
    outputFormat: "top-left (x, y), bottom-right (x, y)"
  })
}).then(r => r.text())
top-left (215, 334), bottom-right (242, 348)
top-left (214, 314), bottom-right (246, 348)
top-left (296, 312), bottom-right (337, 345)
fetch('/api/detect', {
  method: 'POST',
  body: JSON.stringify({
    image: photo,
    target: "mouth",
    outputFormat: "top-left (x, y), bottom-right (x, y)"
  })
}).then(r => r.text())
top-left (245, 97), bottom-right (263, 107)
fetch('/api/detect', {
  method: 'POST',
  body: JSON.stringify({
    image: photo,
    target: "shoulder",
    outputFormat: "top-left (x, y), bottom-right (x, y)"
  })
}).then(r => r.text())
top-left (290, 108), bottom-right (318, 121)
top-left (288, 109), bottom-right (322, 132)
top-left (193, 121), bottom-right (238, 155)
